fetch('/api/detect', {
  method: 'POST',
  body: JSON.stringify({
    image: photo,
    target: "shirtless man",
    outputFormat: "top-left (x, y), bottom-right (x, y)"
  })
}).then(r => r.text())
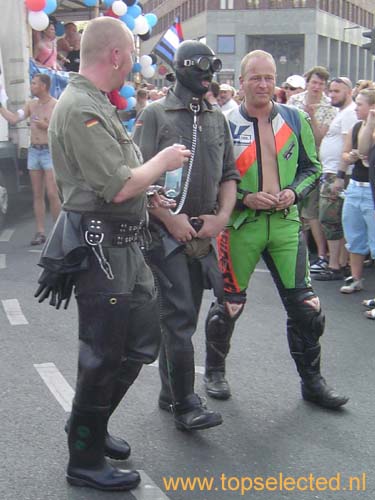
top-left (0, 73), bottom-right (61, 244)
top-left (206, 50), bottom-right (348, 409)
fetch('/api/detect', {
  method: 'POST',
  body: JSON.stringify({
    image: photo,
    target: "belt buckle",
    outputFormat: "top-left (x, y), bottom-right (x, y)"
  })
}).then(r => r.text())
top-left (84, 218), bottom-right (105, 246)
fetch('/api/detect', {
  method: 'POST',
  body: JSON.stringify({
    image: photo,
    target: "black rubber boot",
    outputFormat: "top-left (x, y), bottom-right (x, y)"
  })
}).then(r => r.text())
top-left (172, 393), bottom-right (223, 431)
top-left (66, 405), bottom-right (140, 491)
top-left (291, 345), bottom-right (349, 409)
top-left (204, 302), bottom-right (238, 400)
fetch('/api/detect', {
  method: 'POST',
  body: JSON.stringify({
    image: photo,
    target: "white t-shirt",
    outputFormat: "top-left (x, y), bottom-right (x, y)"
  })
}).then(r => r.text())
top-left (220, 99), bottom-right (238, 113)
top-left (319, 101), bottom-right (357, 174)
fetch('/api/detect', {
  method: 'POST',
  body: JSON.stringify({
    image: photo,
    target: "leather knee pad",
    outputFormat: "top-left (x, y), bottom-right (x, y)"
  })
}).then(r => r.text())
top-left (205, 300), bottom-right (243, 342)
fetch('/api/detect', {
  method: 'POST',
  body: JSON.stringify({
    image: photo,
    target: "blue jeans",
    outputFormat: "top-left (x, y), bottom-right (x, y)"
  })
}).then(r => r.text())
top-left (342, 181), bottom-right (375, 257)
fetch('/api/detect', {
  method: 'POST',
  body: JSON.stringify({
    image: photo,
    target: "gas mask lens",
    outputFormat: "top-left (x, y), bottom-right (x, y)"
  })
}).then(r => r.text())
top-left (183, 56), bottom-right (222, 72)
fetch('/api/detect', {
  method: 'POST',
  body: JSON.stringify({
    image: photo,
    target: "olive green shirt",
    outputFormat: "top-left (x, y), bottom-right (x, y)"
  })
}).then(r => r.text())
top-left (48, 73), bottom-right (146, 222)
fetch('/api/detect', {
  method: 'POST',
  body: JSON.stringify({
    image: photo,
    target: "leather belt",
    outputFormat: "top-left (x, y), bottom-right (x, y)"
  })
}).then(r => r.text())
top-left (81, 214), bottom-right (144, 247)
top-left (30, 144), bottom-right (49, 150)
top-left (350, 179), bottom-right (370, 187)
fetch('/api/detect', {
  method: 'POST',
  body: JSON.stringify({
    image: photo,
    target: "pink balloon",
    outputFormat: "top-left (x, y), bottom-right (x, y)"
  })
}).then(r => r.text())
top-left (25, 0), bottom-right (47, 11)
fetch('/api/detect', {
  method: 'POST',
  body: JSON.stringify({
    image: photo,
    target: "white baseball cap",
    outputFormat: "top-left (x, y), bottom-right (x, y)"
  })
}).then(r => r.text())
top-left (286, 75), bottom-right (306, 90)
top-left (219, 83), bottom-right (234, 92)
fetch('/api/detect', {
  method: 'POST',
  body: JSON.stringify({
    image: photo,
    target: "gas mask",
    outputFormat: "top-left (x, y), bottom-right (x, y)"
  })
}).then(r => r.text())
top-left (173, 41), bottom-right (222, 96)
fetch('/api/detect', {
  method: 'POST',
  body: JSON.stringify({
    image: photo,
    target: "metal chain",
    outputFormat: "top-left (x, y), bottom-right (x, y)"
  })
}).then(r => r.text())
top-left (169, 102), bottom-right (200, 215)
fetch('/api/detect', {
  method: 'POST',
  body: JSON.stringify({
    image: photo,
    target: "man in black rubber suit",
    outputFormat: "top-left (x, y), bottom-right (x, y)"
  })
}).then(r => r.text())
top-left (44, 17), bottom-right (191, 492)
top-left (133, 40), bottom-right (239, 431)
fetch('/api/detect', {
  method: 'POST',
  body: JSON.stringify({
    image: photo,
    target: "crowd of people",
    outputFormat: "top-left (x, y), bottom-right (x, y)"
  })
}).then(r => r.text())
top-left (2, 13), bottom-right (375, 494)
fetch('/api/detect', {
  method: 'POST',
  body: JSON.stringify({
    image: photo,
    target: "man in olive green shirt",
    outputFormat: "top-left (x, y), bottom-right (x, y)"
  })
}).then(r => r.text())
top-left (47, 17), bottom-right (190, 492)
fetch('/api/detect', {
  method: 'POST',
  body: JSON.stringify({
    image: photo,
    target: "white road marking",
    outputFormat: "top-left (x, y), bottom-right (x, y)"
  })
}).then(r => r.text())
top-left (134, 472), bottom-right (170, 500)
top-left (34, 363), bottom-right (74, 412)
top-left (28, 249), bottom-right (43, 253)
top-left (254, 268), bottom-right (270, 273)
top-left (0, 229), bottom-right (15, 242)
top-left (1, 299), bottom-right (28, 325)
top-left (0, 254), bottom-right (6, 269)
top-left (150, 360), bottom-right (204, 375)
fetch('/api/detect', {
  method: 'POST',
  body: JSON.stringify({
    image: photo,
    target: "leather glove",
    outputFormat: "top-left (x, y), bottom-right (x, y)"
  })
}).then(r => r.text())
top-left (34, 269), bottom-right (74, 310)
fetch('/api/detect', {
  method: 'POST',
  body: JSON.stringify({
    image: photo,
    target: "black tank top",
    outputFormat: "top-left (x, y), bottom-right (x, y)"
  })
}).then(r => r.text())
top-left (352, 121), bottom-right (369, 182)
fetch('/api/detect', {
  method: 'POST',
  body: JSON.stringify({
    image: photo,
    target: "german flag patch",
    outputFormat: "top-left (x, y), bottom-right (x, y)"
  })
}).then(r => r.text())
top-left (85, 118), bottom-right (99, 128)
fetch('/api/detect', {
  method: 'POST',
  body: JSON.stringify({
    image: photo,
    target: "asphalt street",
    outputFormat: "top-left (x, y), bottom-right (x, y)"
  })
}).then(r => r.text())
top-left (0, 196), bottom-right (374, 500)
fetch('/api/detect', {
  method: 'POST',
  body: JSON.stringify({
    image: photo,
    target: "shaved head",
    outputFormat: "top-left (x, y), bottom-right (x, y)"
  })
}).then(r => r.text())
top-left (80, 17), bottom-right (133, 68)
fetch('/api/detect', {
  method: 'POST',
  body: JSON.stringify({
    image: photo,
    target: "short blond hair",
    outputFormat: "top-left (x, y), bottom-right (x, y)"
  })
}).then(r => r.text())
top-left (240, 50), bottom-right (276, 77)
top-left (80, 17), bottom-right (132, 68)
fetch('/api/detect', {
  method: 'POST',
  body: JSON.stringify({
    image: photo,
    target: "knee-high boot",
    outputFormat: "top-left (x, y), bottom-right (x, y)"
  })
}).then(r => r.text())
top-left (158, 340), bottom-right (222, 431)
top-left (66, 404), bottom-right (140, 491)
top-left (204, 301), bottom-right (238, 400)
top-left (287, 319), bottom-right (349, 409)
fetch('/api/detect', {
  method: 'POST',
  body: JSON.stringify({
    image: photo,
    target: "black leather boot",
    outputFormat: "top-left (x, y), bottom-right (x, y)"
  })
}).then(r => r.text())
top-left (172, 393), bottom-right (223, 431)
top-left (66, 405), bottom-right (140, 491)
top-left (204, 302), bottom-right (238, 400)
top-left (291, 345), bottom-right (349, 409)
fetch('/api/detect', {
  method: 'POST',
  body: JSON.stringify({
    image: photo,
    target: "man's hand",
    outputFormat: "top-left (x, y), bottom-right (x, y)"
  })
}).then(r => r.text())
top-left (331, 178), bottom-right (345, 195)
top-left (157, 144), bottom-right (191, 171)
top-left (244, 191), bottom-right (280, 210)
top-left (164, 213), bottom-right (197, 242)
top-left (196, 213), bottom-right (229, 238)
top-left (275, 189), bottom-right (296, 210)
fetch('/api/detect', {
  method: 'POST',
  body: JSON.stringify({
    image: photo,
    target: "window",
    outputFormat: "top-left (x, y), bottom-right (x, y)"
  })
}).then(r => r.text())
top-left (217, 35), bottom-right (235, 54)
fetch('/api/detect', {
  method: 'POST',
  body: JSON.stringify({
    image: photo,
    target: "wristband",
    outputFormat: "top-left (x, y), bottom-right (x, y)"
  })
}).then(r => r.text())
top-left (336, 170), bottom-right (346, 180)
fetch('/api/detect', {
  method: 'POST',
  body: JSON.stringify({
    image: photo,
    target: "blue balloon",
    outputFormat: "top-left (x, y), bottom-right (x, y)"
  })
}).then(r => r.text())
top-left (103, 0), bottom-right (114, 7)
top-left (127, 5), bottom-right (142, 18)
top-left (55, 21), bottom-right (65, 37)
top-left (125, 96), bottom-right (136, 111)
top-left (145, 13), bottom-right (158, 28)
top-left (120, 85), bottom-right (135, 98)
top-left (83, 0), bottom-right (98, 6)
top-left (121, 14), bottom-right (135, 30)
top-left (44, 0), bottom-right (57, 15)
top-left (132, 62), bottom-right (142, 73)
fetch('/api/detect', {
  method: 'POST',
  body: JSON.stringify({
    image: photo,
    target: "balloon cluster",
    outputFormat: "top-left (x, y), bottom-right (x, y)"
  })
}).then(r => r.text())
top-left (103, 1), bottom-right (158, 80)
top-left (26, 0), bottom-right (57, 31)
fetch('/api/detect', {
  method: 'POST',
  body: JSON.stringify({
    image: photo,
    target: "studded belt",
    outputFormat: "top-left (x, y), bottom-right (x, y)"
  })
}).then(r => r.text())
top-left (81, 214), bottom-right (144, 248)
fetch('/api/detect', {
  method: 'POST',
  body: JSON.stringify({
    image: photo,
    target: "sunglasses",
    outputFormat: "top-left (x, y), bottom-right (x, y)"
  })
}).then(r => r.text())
top-left (181, 56), bottom-right (222, 72)
top-left (330, 77), bottom-right (352, 89)
top-left (284, 84), bottom-right (297, 91)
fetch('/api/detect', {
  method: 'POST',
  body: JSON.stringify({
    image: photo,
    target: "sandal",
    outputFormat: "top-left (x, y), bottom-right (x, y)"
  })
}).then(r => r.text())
top-left (30, 232), bottom-right (46, 246)
top-left (364, 308), bottom-right (375, 319)
top-left (362, 298), bottom-right (375, 309)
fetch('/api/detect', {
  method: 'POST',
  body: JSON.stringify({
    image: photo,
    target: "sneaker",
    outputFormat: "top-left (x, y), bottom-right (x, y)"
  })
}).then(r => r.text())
top-left (310, 257), bottom-right (328, 273)
top-left (313, 267), bottom-right (344, 281)
top-left (30, 232), bottom-right (46, 246)
top-left (340, 277), bottom-right (364, 294)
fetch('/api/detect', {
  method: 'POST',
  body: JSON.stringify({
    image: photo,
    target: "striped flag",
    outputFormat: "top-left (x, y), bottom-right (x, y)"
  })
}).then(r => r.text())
top-left (153, 17), bottom-right (184, 65)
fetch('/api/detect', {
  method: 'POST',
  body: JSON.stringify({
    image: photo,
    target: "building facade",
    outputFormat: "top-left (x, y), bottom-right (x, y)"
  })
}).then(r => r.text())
top-left (142, 0), bottom-right (375, 86)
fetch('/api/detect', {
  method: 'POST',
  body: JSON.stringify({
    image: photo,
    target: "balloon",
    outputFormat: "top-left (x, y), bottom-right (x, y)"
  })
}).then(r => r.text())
top-left (83, 0), bottom-right (97, 5)
top-left (127, 4), bottom-right (141, 18)
top-left (43, 0), bottom-right (57, 14)
top-left (28, 10), bottom-right (49, 31)
top-left (132, 62), bottom-right (142, 73)
top-left (112, 0), bottom-right (127, 16)
top-left (26, 0), bottom-right (46, 11)
top-left (55, 21), bottom-right (65, 36)
top-left (125, 96), bottom-right (136, 111)
top-left (124, 0), bottom-right (137, 5)
top-left (138, 29), bottom-right (151, 41)
top-left (120, 13), bottom-right (135, 30)
top-left (104, 7), bottom-right (118, 18)
top-left (141, 65), bottom-right (155, 79)
top-left (140, 54), bottom-right (152, 67)
top-left (145, 13), bottom-right (158, 28)
top-left (103, 0), bottom-right (114, 7)
top-left (119, 84), bottom-right (135, 98)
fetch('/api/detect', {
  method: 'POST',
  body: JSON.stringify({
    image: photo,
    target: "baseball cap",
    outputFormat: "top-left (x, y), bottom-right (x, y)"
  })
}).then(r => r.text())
top-left (286, 75), bottom-right (306, 90)
top-left (219, 83), bottom-right (233, 92)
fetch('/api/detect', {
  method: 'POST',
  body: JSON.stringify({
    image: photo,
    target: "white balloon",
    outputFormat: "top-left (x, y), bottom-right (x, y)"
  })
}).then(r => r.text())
top-left (112, 0), bottom-right (127, 16)
top-left (140, 54), bottom-right (152, 67)
top-left (28, 10), bottom-right (49, 31)
top-left (134, 16), bottom-right (149, 36)
top-left (141, 65), bottom-right (155, 79)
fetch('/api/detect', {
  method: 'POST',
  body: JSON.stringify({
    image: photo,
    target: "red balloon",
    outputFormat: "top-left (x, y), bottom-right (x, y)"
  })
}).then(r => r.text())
top-left (107, 89), bottom-right (127, 110)
top-left (158, 65), bottom-right (167, 76)
top-left (25, 0), bottom-right (47, 11)
top-left (104, 8), bottom-right (119, 18)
